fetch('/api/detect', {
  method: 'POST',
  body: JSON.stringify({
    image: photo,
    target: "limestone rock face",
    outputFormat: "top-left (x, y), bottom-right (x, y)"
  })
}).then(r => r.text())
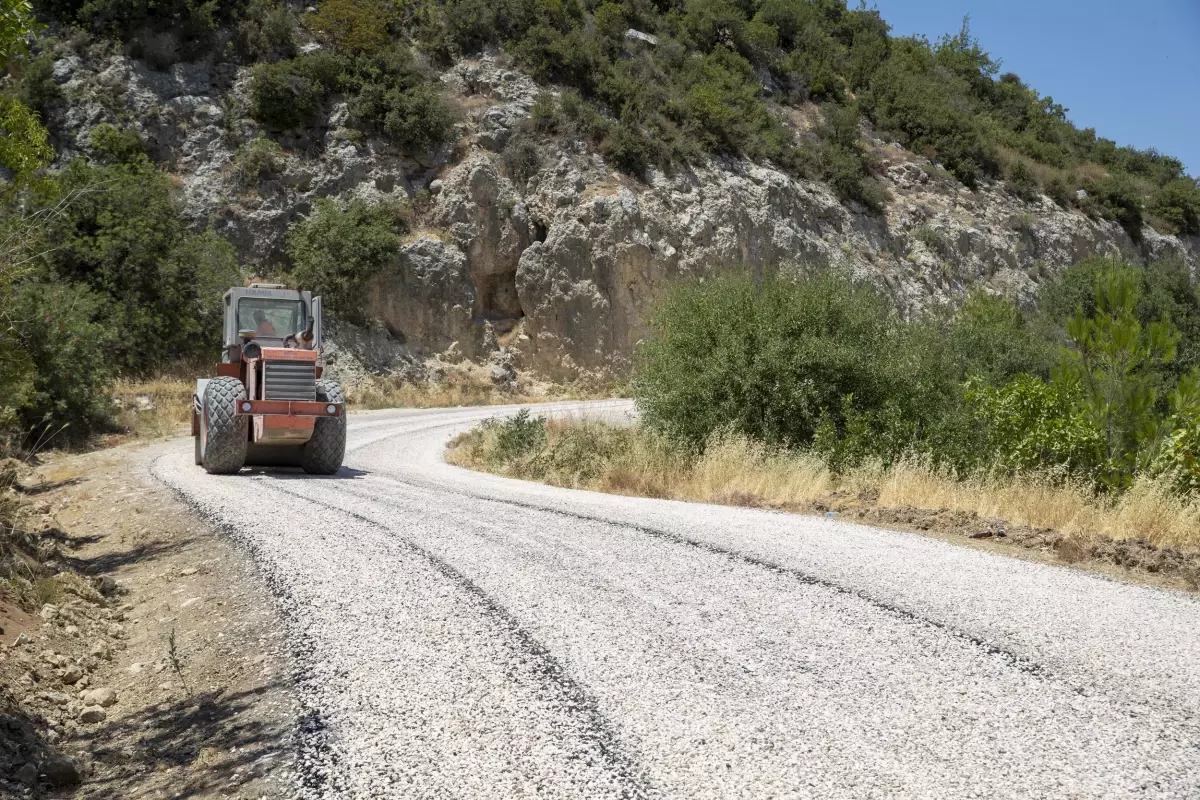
top-left (433, 156), bottom-right (535, 328)
top-left (365, 236), bottom-right (475, 355)
top-left (42, 45), bottom-right (1198, 383)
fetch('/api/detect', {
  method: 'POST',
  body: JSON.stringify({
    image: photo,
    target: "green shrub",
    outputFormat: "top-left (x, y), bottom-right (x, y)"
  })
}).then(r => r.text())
top-left (1045, 176), bottom-right (1072, 208)
top-left (529, 92), bottom-right (559, 133)
top-left (1007, 160), bottom-right (1039, 202)
top-left (486, 409), bottom-right (547, 465)
top-left (968, 374), bottom-right (1102, 476)
top-left (0, 95), bottom-right (51, 178)
top-left (341, 46), bottom-right (455, 152)
top-left (287, 197), bottom-right (407, 324)
top-left (414, 0), bottom-right (537, 60)
top-left (10, 281), bottom-right (113, 446)
top-left (249, 52), bottom-right (344, 130)
top-left (35, 0), bottom-right (240, 61)
top-left (15, 50), bottom-right (60, 119)
top-left (950, 290), bottom-right (1057, 383)
top-left (808, 102), bottom-right (888, 210)
top-left (1155, 371), bottom-right (1200, 494)
top-left (349, 76), bottom-right (455, 152)
top-left (89, 123), bottom-right (145, 163)
top-left (501, 133), bottom-right (541, 185)
top-left (36, 158), bottom-right (240, 372)
top-left (1082, 174), bottom-right (1144, 240)
top-left (633, 271), bottom-right (963, 459)
top-left (599, 118), bottom-right (659, 179)
top-left (233, 0), bottom-right (296, 61)
top-left (1149, 178), bottom-right (1200, 236)
top-left (307, 0), bottom-right (394, 55)
top-left (234, 135), bottom-right (286, 185)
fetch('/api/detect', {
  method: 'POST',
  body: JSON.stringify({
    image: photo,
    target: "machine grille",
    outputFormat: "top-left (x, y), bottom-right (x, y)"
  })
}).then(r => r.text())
top-left (264, 361), bottom-right (316, 401)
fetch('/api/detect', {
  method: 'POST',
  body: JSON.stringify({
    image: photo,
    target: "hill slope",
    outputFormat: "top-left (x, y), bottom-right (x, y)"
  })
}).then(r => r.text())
top-left (2, 0), bottom-right (1198, 410)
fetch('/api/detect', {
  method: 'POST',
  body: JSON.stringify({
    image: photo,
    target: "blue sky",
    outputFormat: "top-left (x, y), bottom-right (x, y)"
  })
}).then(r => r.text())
top-left (868, 0), bottom-right (1200, 177)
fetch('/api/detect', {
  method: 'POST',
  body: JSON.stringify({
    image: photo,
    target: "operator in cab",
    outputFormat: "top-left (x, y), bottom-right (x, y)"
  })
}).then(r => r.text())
top-left (253, 309), bottom-right (277, 336)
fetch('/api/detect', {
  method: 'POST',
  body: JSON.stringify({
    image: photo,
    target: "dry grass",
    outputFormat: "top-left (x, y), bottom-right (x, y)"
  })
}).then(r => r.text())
top-left (349, 367), bottom-right (618, 411)
top-left (449, 418), bottom-right (1200, 555)
top-left (111, 376), bottom-right (195, 439)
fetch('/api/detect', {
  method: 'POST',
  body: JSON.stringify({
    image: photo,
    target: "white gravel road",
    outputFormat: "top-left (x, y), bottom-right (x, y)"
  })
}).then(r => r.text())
top-left (152, 400), bottom-right (1200, 799)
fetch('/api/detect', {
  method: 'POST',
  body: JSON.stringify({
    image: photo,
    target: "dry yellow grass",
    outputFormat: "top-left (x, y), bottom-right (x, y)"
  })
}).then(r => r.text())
top-left (111, 376), bottom-right (195, 439)
top-left (449, 419), bottom-right (1200, 555)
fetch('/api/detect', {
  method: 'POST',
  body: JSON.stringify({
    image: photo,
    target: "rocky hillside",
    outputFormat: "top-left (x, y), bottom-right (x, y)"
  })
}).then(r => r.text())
top-left (21, 11), bottom-right (1200, 385)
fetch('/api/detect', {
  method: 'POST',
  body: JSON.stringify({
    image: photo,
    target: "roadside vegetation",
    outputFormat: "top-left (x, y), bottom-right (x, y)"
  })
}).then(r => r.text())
top-left (2, 0), bottom-right (1198, 455)
top-left (19, 0), bottom-right (1200, 219)
top-left (450, 259), bottom-right (1200, 566)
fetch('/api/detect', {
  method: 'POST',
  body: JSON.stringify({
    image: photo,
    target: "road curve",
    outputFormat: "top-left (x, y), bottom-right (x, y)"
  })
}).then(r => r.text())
top-left (152, 401), bottom-right (1200, 799)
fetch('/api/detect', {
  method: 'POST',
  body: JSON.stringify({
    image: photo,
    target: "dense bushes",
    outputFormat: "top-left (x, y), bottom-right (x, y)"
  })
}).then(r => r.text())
top-left (634, 260), bottom-right (1200, 493)
top-left (234, 134), bottom-right (286, 184)
top-left (36, 155), bottom-right (241, 373)
top-left (247, 45), bottom-right (456, 153)
top-left (1, 141), bottom-right (241, 445)
top-left (633, 272), bottom-right (975, 463)
top-left (1150, 179), bottom-right (1200, 236)
top-left (29, 0), bottom-right (1194, 220)
top-left (249, 51), bottom-right (343, 130)
top-left (286, 197), bottom-right (408, 325)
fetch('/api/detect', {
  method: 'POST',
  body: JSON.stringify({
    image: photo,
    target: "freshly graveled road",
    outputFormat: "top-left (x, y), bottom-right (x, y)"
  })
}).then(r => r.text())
top-left (153, 401), bottom-right (1200, 799)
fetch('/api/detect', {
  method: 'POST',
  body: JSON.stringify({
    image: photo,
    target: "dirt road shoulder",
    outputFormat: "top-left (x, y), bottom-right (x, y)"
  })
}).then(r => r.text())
top-left (1, 439), bottom-right (296, 798)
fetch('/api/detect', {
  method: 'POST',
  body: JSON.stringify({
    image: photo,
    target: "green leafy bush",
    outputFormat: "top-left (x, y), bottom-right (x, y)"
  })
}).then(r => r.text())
top-left (949, 291), bottom-right (1057, 384)
top-left (233, 0), bottom-right (296, 61)
top-left (1150, 178), bottom-right (1200, 235)
top-left (249, 52), bottom-right (344, 130)
top-left (89, 123), bottom-right (145, 164)
top-left (633, 272), bottom-right (964, 459)
top-left (10, 281), bottom-right (113, 445)
top-left (287, 197), bottom-right (408, 324)
top-left (349, 76), bottom-right (454, 152)
top-left (1007, 160), bottom-right (1039, 202)
top-left (234, 135), bottom-right (286, 185)
top-left (1082, 174), bottom-right (1144, 240)
top-left (307, 0), bottom-right (394, 55)
top-left (486, 409), bottom-right (548, 465)
top-left (15, 50), bottom-right (60, 119)
top-left (35, 158), bottom-right (241, 373)
top-left (806, 101), bottom-right (887, 210)
top-left (0, 95), bottom-right (51, 178)
top-left (968, 374), bottom-right (1102, 476)
top-left (501, 133), bottom-right (541, 185)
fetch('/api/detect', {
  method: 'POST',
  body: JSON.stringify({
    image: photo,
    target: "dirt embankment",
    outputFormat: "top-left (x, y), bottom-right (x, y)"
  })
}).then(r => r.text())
top-left (1, 444), bottom-right (295, 799)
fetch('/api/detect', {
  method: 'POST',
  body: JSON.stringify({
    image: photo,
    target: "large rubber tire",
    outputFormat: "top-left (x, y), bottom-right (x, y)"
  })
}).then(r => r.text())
top-left (201, 377), bottom-right (248, 475)
top-left (301, 380), bottom-right (346, 475)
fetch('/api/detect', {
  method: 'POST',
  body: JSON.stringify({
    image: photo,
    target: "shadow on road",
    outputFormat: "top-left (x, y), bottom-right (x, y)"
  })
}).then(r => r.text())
top-left (243, 466), bottom-right (370, 480)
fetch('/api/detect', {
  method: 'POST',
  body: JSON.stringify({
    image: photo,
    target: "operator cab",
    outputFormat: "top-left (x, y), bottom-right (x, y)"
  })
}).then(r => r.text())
top-left (222, 284), bottom-right (323, 362)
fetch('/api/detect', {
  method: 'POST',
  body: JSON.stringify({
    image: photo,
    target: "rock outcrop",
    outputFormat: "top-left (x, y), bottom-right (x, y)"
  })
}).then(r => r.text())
top-left (40, 42), bottom-right (1199, 383)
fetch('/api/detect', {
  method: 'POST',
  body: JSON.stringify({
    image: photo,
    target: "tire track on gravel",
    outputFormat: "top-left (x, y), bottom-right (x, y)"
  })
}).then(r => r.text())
top-left (230, 476), bottom-right (657, 800)
top-left (291, 469), bottom-right (1052, 681)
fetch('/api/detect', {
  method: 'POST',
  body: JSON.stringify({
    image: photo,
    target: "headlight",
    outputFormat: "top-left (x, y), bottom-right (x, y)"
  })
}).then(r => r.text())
top-left (243, 341), bottom-right (262, 360)
top-left (242, 402), bottom-right (253, 412)
top-left (327, 405), bottom-right (337, 415)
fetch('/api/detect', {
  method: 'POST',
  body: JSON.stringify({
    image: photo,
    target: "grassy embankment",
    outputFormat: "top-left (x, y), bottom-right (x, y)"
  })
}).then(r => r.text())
top-left (448, 415), bottom-right (1200, 568)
